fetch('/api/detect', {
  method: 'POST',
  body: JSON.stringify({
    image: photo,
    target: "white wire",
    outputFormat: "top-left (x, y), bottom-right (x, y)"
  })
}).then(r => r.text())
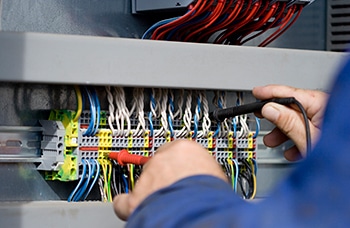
top-left (155, 89), bottom-right (169, 137)
top-left (106, 86), bottom-right (117, 135)
top-left (182, 91), bottom-right (193, 137)
top-left (174, 89), bottom-right (184, 119)
top-left (133, 88), bottom-right (146, 137)
top-left (201, 91), bottom-right (211, 137)
top-left (114, 87), bottom-right (131, 137)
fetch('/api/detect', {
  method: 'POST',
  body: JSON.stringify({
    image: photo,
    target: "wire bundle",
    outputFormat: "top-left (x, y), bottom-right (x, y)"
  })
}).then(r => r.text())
top-left (68, 159), bottom-right (100, 202)
top-left (238, 158), bottom-right (257, 199)
top-left (82, 87), bottom-right (101, 137)
top-left (142, 0), bottom-right (304, 46)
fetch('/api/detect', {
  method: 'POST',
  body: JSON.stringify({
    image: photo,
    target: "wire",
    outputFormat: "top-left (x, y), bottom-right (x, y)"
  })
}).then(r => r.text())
top-left (83, 87), bottom-right (96, 137)
top-left (68, 159), bottom-right (87, 202)
top-left (91, 88), bottom-right (100, 136)
top-left (73, 85), bottom-right (83, 122)
top-left (142, 17), bottom-right (180, 39)
top-left (83, 159), bottom-right (101, 200)
top-left (74, 159), bottom-right (92, 201)
top-left (122, 173), bottom-right (129, 194)
top-left (253, 117), bottom-right (260, 139)
top-left (232, 158), bottom-right (239, 193)
top-left (293, 98), bottom-right (312, 156)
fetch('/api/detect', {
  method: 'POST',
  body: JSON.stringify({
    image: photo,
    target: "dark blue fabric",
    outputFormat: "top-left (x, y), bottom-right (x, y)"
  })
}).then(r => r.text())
top-left (127, 56), bottom-right (350, 228)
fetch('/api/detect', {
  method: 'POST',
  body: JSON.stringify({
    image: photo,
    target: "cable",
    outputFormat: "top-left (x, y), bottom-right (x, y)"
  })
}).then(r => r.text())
top-left (83, 87), bottom-right (96, 137)
top-left (232, 158), bottom-right (239, 193)
top-left (73, 159), bottom-right (92, 201)
top-left (73, 85), bottom-right (83, 122)
top-left (68, 159), bottom-right (87, 202)
top-left (83, 159), bottom-right (101, 200)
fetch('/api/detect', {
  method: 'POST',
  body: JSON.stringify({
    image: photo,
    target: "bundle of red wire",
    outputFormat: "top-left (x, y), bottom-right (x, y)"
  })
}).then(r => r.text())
top-left (145, 0), bottom-right (304, 47)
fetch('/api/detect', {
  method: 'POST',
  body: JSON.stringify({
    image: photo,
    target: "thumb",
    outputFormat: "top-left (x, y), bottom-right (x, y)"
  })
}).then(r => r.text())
top-left (113, 193), bottom-right (131, 221)
top-left (261, 102), bottom-right (307, 153)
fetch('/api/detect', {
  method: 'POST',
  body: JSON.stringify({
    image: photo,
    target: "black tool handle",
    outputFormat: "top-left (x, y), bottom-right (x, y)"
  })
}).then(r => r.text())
top-left (209, 97), bottom-right (296, 122)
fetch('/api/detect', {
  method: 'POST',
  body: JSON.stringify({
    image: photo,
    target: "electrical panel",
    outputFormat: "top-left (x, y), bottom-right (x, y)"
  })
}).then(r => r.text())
top-left (0, 0), bottom-right (348, 226)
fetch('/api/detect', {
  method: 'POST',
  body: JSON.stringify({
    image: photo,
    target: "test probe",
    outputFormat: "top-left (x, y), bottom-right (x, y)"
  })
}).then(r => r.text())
top-left (209, 97), bottom-right (311, 155)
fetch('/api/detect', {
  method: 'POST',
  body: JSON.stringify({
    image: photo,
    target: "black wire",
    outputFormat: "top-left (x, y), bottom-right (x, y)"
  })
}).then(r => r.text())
top-left (292, 99), bottom-right (312, 156)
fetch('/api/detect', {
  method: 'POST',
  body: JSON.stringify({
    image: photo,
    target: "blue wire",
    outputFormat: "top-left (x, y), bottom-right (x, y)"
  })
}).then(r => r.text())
top-left (148, 91), bottom-right (156, 137)
top-left (91, 88), bottom-right (100, 136)
top-left (73, 159), bottom-right (92, 201)
top-left (232, 159), bottom-right (239, 193)
top-left (122, 174), bottom-right (129, 194)
top-left (68, 159), bottom-right (87, 202)
top-left (233, 118), bottom-right (237, 138)
top-left (83, 87), bottom-right (96, 136)
top-left (166, 11), bottom-right (211, 40)
top-left (148, 112), bottom-right (154, 137)
top-left (213, 123), bottom-right (220, 138)
top-left (83, 159), bottom-right (100, 200)
top-left (168, 115), bottom-right (174, 138)
top-left (142, 17), bottom-right (180, 39)
top-left (251, 158), bottom-right (258, 176)
top-left (193, 96), bottom-right (201, 139)
top-left (253, 117), bottom-right (260, 139)
top-left (168, 97), bottom-right (175, 137)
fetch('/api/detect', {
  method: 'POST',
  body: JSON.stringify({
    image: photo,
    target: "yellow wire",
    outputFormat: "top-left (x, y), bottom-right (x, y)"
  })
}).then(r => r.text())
top-left (107, 162), bottom-right (112, 202)
top-left (250, 173), bottom-right (257, 199)
top-left (101, 161), bottom-right (109, 202)
top-left (73, 85), bottom-right (83, 122)
top-left (130, 164), bottom-right (134, 191)
top-left (249, 159), bottom-right (257, 199)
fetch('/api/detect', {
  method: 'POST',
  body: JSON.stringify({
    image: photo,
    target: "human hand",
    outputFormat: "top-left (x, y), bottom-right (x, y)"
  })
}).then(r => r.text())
top-left (252, 85), bottom-right (328, 161)
top-left (113, 139), bottom-right (227, 221)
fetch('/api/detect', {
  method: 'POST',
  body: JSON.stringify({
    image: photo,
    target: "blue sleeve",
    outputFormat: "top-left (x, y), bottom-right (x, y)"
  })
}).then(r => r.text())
top-left (127, 55), bottom-right (350, 228)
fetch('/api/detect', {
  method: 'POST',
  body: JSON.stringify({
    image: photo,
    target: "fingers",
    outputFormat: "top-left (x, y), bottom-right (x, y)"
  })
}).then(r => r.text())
top-left (261, 102), bottom-right (308, 154)
top-left (113, 194), bottom-right (131, 221)
top-left (263, 127), bottom-right (289, 148)
top-left (253, 85), bottom-right (327, 126)
top-left (113, 140), bottom-right (229, 221)
top-left (284, 146), bottom-right (302, 161)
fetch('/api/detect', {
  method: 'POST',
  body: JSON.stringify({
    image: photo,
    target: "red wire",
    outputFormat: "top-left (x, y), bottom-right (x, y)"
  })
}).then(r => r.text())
top-left (240, 2), bottom-right (286, 45)
top-left (174, 0), bottom-right (215, 41)
top-left (184, 0), bottom-right (226, 42)
top-left (236, 2), bottom-right (279, 45)
top-left (213, 0), bottom-right (254, 43)
top-left (215, 1), bottom-right (261, 44)
top-left (196, 0), bottom-right (243, 42)
top-left (151, 0), bottom-right (203, 40)
top-left (259, 4), bottom-right (302, 47)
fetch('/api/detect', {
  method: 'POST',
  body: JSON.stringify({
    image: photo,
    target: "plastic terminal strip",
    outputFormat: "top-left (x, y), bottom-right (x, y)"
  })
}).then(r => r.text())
top-left (38, 110), bottom-right (79, 181)
top-left (38, 106), bottom-right (258, 179)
